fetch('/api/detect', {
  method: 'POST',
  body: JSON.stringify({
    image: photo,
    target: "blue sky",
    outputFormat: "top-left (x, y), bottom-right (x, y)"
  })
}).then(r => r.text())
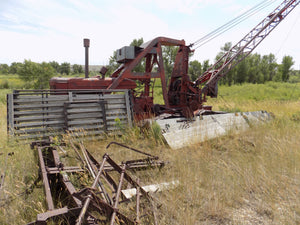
top-left (0, 0), bottom-right (299, 69)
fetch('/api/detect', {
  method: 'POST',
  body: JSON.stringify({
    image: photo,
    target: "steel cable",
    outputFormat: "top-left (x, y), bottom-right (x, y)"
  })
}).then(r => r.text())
top-left (191, 0), bottom-right (278, 49)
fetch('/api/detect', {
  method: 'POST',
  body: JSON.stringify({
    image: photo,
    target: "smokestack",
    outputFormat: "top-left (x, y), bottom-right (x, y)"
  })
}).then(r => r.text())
top-left (83, 38), bottom-right (90, 78)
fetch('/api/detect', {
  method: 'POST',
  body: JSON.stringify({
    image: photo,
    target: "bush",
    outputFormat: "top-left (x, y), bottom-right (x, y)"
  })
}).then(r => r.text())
top-left (18, 60), bottom-right (56, 89)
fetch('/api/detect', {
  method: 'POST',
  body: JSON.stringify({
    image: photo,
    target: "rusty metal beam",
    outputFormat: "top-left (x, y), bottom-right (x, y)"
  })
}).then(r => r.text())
top-left (37, 146), bottom-right (54, 211)
top-left (75, 154), bottom-right (108, 225)
top-left (51, 147), bottom-right (82, 207)
top-left (110, 164), bottom-right (126, 225)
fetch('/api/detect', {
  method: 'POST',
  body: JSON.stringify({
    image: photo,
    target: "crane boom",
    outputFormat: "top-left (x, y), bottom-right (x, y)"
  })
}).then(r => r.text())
top-left (196, 0), bottom-right (299, 97)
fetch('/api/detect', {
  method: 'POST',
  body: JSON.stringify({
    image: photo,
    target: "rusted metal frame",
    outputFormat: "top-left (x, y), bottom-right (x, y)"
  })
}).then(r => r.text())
top-left (84, 145), bottom-right (164, 197)
top-left (51, 146), bottom-right (82, 207)
top-left (123, 157), bottom-right (159, 165)
top-left (79, 142), bottom-right (112, 205)
top-left (110, 164), bottom-right (126, 225)
top-left (150, 199), bottom-right (159, 225)
top-left (37, 146), bottom-right (55, 211)
top-left (108, 37), bottom-right (185, 90)
top-left (46, 167), bottom-right (84, 174)
top-left (125, 90), bottom-right (133, 127)
top-left (156, 42), bottom-right (169, 107)
top-left (135, 178), bottom-right (140, 224)
top-left (106, 141), bottom-right (156, 158)
top-left (117, 72), bottom-right (159, 79)
top-left (69, 140), bottom-right (86, 165)
top-left (27, 207), bottom-right (82, 225)
top-left (76, 154), bottom-right (109, 225)
top-left (105, 156), bottom-right (153, 200)
top-left (74, 153), bottom-right (159, 224)
top-left (105, 155), bottom-right (158, 225)
top-left (73, 188), bottom-right (135, 225)
top-left (84, 147), bottom-right (119, 196)
top-left (72, 142), bottom-right (118, 199)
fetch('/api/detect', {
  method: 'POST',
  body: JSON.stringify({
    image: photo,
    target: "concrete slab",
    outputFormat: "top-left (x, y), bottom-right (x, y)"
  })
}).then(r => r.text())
top-left (156, 111), bottom-right (271, 149)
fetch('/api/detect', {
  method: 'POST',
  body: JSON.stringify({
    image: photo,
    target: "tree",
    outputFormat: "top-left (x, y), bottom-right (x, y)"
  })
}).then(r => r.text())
top-left (0, 64), bottom-right (10, 74)
top-left (266, 54), bottom-right (277, 81)
top-left (72, 64), bottom-right (83, 74)
top-left (189, 60), bottom-right (202, 81)
top-left (162, 45), bottom-right (179, 78)
top-left (106, 52), bottom-right (119, 75)
top-left (60, 62), bottom-right (71, 75)
top-left (235, 58), bottom-right (248, 84)
top-left (280, 55), bottom-right (294, 82)
top-left (106, 38), bottom-right (145, 76)
top-left (202, 60), bottom-right (210, 72)
top-left (49, 61), bottom-right (60, 73)
top-left (215, 42), bottom-right (235, 85)
top-left (18, 60), bottom-right (55, 89)
top-left (130, 38), bottom-right (144, 73)
top-left (130, 38), bottom-right (144, 47)
top-left (9, 62), bottom-right (22, 74)
top-left (247, 54), bottom-right (262, 83)
top-left (37, 62), bottom-right (56, 89)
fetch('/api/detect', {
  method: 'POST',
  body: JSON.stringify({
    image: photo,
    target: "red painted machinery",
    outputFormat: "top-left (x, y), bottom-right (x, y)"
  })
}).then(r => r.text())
top-left (50, 0), bottom-right (299, 119)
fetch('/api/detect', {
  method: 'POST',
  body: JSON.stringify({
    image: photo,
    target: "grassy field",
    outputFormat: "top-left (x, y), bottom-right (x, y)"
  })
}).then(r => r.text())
top-left (0, 83), bottom-right (300, 224)
top-left (0, 74), bottom-right (26, 89)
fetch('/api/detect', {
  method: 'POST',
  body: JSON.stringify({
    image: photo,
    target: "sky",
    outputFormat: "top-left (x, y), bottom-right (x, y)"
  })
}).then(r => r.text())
top-left (0, 0), bottom-right (300, 69)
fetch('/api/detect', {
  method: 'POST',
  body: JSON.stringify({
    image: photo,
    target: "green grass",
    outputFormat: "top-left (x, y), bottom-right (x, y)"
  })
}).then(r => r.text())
top-left (1, 82), bottom-right (300, 224)
top-left (0, 74), bottom-right (25, 89)
top-left (216, 82), bottom-right (300, 101)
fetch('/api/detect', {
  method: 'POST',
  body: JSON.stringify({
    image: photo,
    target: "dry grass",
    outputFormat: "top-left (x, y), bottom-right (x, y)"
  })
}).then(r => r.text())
top-left (0, 85), bottom-right (300, 224)
top-left (0, 101), bottom-right (46, 224)
top-left (155, 119), bottom-right (300, 224)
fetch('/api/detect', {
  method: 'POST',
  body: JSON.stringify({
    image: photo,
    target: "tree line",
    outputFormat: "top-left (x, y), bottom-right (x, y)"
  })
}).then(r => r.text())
top-left (0, 61), bottom-right (83, 75)
top-left (0, 61), bottom-right (83, 89)
top-left (0, 38), bottom-right (299, 89)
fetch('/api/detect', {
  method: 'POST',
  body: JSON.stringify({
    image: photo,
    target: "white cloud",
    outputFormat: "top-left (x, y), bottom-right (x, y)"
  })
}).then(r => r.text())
top-left (0, 0), bottom-right (299, 69)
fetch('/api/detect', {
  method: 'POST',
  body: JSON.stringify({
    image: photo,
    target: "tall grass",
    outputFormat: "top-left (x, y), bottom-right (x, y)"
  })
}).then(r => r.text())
top-left (156, 118), bottom-right (300, 224)
top-left (0, 99), bottom-right (45, 224)
top-left (0, 83), bottom-right (300, 224)
top-left (0, 74), bottom-right (26, 89)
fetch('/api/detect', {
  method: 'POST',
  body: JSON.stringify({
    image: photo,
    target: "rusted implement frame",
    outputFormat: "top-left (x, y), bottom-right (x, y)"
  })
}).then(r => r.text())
top-left (26, 207), bottom-right (82, 225)
top-left (74, 188), bottom-right (135, 225)
top-left (79, 142), bottom-right (112, 205)
top-left (74, 153), bottom-right (158, 225)
top-left (29, 140), bottom-right (162, 224)
top-left (28, 141), bottom-right (86, 224)
top-left (70, 140), bottom-right (165, 172)
top-left (75, 154), bottom-right (109, 225)
top-left (105, 141), bottom-right (165, 170)
top-left (34, 144), bottom-right (83, 209)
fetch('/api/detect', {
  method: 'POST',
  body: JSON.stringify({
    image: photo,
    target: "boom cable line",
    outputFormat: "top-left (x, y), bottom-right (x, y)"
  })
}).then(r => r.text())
top-left (191, 0), bottom-right (278, 49)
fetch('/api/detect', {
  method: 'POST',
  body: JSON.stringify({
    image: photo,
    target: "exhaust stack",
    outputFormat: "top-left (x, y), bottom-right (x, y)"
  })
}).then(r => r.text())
top-left (83, 38), bottom-right (90, 78)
